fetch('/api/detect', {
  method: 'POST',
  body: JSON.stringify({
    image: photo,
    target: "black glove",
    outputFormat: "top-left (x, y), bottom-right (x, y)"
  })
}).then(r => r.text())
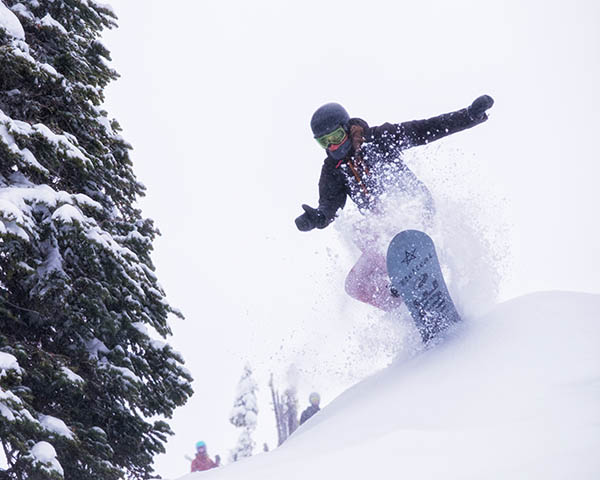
top-left (294, 204), bottom-right (327, 232)
top-left (468, 94), bottom-right (494, 121)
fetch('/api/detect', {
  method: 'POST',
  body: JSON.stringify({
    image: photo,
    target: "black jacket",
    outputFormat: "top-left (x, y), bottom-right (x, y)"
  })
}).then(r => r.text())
top-left (316, 107), bottom-right (487, 225)
top-left (299, 405), bottom-right (320, 425)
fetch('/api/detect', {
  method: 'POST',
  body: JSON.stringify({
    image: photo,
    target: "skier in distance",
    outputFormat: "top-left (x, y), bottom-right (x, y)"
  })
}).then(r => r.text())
top-left (299, 392), bottom-right (321, 425)
top-left (190, 441), bottom-right (218, 472)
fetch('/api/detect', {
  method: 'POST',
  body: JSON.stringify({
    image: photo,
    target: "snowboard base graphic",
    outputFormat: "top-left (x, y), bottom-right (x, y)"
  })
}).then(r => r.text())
top-left (386, 230), bottom-right (461, 343)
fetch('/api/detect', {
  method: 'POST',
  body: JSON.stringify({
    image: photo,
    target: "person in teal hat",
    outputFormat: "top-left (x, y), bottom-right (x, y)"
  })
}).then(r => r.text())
top-left (190, 441), bottom-right (218, 472)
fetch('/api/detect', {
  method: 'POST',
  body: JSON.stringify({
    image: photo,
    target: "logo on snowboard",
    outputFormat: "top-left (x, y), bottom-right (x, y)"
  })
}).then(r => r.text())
top-left (401, 248), bottom-right (417, 266)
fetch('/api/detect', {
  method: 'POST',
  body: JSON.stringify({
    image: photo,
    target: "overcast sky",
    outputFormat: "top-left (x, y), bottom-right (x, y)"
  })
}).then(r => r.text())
top-left (101, 1), bottom-right (600, 477)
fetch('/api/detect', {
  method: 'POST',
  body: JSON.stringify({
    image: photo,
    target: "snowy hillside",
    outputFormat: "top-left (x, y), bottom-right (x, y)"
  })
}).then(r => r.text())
top-left (181, 291), bottom-right (600, 480)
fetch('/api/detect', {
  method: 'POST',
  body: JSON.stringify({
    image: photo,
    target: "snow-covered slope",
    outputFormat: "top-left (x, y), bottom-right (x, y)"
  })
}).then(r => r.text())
top-left (182, 292), bottom-right (600, 480)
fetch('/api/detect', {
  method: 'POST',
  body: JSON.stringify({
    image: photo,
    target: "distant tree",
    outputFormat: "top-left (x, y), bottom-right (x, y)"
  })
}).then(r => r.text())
top-left (229, 364), bottom-right (258, 462)
top-left (283, 387), bottom-right (299, 436)
top-left (270, 374), bottom-right (299, 446)
top-left (0, 1), bottom-right (193, 479)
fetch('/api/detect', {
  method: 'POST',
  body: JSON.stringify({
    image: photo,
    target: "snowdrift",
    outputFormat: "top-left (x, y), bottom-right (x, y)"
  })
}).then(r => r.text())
top-left (182, 291), bottom-right (600, 480)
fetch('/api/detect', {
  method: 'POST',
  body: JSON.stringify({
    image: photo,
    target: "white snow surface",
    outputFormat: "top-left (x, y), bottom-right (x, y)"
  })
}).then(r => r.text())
top-left (40, 13), bottom-right (68, 35)
top-left (60, 366), bottom-right (84, 384)
top-left (10, 3), bottom-right (34, 21)
top-left (90, 0), bottom-right (116, 15)
top-left (0, 109), bottom-right (89, 164)
top-left (30, 441), bottom-right (64, 476)
top-left (0, 1), bottom-right (25, 40)
top-left (0, 352), bottom-right (20, 373)
top-left (51, 203), bottom-right (85, 224)
top-left (40, 415), bottom-right (75, 440)
top-left (181, 291), bottom-right (600, 480)
top-left (0, 353), bottom-right (22, 422)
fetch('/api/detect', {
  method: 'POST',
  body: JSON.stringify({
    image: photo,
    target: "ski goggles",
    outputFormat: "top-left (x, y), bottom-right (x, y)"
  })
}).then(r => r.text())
top-left (315, 126), bottom-right (348, 149)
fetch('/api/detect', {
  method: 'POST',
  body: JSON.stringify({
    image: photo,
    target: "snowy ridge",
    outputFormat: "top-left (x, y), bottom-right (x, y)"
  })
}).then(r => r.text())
top-left (182, 291), bottom-right (600, 480)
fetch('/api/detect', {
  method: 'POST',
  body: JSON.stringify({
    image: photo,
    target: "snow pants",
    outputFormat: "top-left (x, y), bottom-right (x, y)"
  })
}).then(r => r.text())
top-left (343, 169), bottom-right (435, 312)
top-left (344, 243), bottom-right (403, 312)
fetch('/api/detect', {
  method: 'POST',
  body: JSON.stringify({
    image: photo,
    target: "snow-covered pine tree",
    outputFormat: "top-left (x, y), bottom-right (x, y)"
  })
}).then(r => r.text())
top-left (229, 363), bottom-right (258, 462)
top-left (0, 2), bottom-right (193, 479)
top-left (283, 387), bottom-right (299, 438)
top-left (269, 374), bottom-right (298, 446)
top-left (269, 374), bottom-right (286, 446)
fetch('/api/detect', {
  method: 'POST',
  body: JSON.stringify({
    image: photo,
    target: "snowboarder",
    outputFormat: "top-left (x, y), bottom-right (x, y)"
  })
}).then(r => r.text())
top-left (299, 392), bottom-right (321, 425)
top-left (190, 441), bottom-right (218, 472)
top-left (295, 95), bottom-right (494, 311)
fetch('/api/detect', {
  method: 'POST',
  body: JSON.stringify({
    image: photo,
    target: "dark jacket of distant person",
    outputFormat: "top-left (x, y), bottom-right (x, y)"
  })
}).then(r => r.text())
top-left (300, 404), bottom-right (320, 425)
top-left (191, 450), bottom-right (217, 472)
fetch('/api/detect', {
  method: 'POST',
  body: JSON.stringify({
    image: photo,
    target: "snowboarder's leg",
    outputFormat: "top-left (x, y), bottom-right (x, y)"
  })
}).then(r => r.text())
top-left (345, 252), bottom-right (402, 312)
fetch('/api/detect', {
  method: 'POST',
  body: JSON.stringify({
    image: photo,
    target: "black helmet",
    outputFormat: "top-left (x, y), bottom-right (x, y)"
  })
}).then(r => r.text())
top-left (310, 103), bottom-right (350, 138)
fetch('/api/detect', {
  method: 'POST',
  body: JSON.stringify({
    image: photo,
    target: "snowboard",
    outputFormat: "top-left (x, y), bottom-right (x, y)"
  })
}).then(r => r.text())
top-left (386, 230), bottom-right (461, 343)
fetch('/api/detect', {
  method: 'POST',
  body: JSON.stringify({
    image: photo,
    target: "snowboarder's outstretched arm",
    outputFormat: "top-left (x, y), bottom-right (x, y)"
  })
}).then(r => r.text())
top-left (295, 160), bottom-right (347, 232)
top-left (397, 95), bottom-right (494, 148)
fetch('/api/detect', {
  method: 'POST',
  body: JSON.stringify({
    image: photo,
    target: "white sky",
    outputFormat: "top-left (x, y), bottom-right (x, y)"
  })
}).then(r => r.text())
top-left (101, 1), bottom-right (600, 477)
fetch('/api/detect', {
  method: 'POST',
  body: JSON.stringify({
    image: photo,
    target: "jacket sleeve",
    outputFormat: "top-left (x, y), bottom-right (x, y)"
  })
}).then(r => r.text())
top-left (317, 162), bottom-right (347, 227)
top-left (397, 107), bottom-right (487, 149)
top-left (299, 409), bottom-right (308, 425)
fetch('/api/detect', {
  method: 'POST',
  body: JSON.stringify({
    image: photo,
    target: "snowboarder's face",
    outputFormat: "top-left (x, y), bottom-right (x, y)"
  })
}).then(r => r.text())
top-left (197, 446), bottom-right (207, 455)
top-left (315, 125), bottom-right (348, 150)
